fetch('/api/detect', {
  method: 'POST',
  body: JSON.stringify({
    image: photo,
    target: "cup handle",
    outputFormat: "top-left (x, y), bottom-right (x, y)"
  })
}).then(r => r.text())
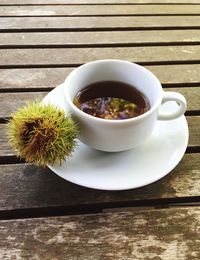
top-left (157, 91), bottom-right (187, 120)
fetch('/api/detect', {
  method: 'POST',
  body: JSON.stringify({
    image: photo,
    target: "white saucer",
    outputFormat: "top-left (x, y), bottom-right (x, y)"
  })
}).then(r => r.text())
top-left (43, 84), bottom-right (189, 190)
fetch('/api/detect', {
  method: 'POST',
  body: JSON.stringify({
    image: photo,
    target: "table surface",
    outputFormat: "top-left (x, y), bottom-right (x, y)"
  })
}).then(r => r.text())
top-left (0, 0), bottom-right (200, 259)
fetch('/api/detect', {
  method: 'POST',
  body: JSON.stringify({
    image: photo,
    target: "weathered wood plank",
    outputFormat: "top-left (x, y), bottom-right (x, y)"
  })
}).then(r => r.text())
top-left (1, 30), bottom-right (200, 46)
top-left (1, 0), bottom-right (200, 4)
top-left (0, 207), bottom-right (200, 260)
top-left (0, 116), bottom-right (199, 157)
top-left (1, 46), bottom-right (200, 66)
top-left (0, 0), bottom-right (199, 4)
top-left (1, 5), bottom-right (200, 16)
top-left (0, 16), bottom-right (199, 30)
top-left (0, 153), bottom-right (199, 210)
top-left (0, 87), bottom-right (199, 118)
top-left (1, 65), bottom-right (200, 90)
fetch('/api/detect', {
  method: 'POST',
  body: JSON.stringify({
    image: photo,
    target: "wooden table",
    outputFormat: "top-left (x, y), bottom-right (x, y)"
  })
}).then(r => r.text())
top-left (0, 0), bottom-right (200, 259)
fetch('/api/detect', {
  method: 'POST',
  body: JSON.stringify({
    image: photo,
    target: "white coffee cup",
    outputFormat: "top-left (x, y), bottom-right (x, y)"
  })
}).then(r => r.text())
top-left (64, 59), bottom-right (186, 152)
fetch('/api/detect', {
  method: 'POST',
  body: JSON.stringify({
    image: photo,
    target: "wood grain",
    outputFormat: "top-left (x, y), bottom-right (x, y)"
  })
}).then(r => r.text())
top-left (1, 30), bottom-right (200, 47)
top-left (0, 92), bottom-right (47, 118)
top-left (1, 65), bottom-right (200, 90)
top-left (0, 152), bottom-right (199, 210)
top-left (0, 207), bottom-right (200, 260)
top-left (0, 16), bottom-right (199, 31)
top-left (1, 5), bottom-right (200, 16)
top-left (1, 46), bottom-right (200, 66)
top-left (0, 2), bottom-right (199, 258)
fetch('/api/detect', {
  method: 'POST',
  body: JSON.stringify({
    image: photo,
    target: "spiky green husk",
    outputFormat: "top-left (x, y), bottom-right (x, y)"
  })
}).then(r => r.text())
top-left (7, 101), bottom-right (78, 166)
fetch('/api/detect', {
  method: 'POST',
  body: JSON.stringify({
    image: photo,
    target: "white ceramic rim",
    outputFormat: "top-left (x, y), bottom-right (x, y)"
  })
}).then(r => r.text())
top-left (64, 59), bottom-right (164, 124)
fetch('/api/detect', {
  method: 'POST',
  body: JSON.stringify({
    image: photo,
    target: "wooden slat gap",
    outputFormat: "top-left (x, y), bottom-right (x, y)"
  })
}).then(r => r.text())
top-left (1, 28), bottom-right (200, 34)
top-left (0, 84), bottom-right (199, 94)
top-left (2, 113), bottom-right (199, 122)
top-left (0, 87), bottom-right (53, 93)
top-left (162, 83), bottom-right (200, 88)
top-left (0, 117), bottom-right (10, 124)
top-left (0, 155), bottom-right (24, 165)
top-left (0, 64), bottom-right (80, 69)
top-left (186, 146), bottom-right (200, 153)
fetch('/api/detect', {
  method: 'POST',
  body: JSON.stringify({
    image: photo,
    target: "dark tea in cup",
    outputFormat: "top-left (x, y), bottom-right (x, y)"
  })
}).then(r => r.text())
top-left (64, 59), bottom-right (186, 151)
top-left (73, 81), bottom-right (150, 120)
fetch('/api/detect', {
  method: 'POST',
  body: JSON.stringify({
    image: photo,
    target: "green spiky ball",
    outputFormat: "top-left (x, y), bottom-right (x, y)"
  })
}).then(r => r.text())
top-left (7, 101), bottom-right (78, 166)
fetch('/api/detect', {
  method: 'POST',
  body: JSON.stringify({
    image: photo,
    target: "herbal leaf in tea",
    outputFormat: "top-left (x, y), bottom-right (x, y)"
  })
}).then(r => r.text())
top-left (73, 81), bottom-right (150, 120)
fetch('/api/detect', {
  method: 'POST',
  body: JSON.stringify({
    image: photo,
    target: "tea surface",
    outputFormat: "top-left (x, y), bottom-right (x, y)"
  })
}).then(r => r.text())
top-left (74, 81), bottom-right (150, 120)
